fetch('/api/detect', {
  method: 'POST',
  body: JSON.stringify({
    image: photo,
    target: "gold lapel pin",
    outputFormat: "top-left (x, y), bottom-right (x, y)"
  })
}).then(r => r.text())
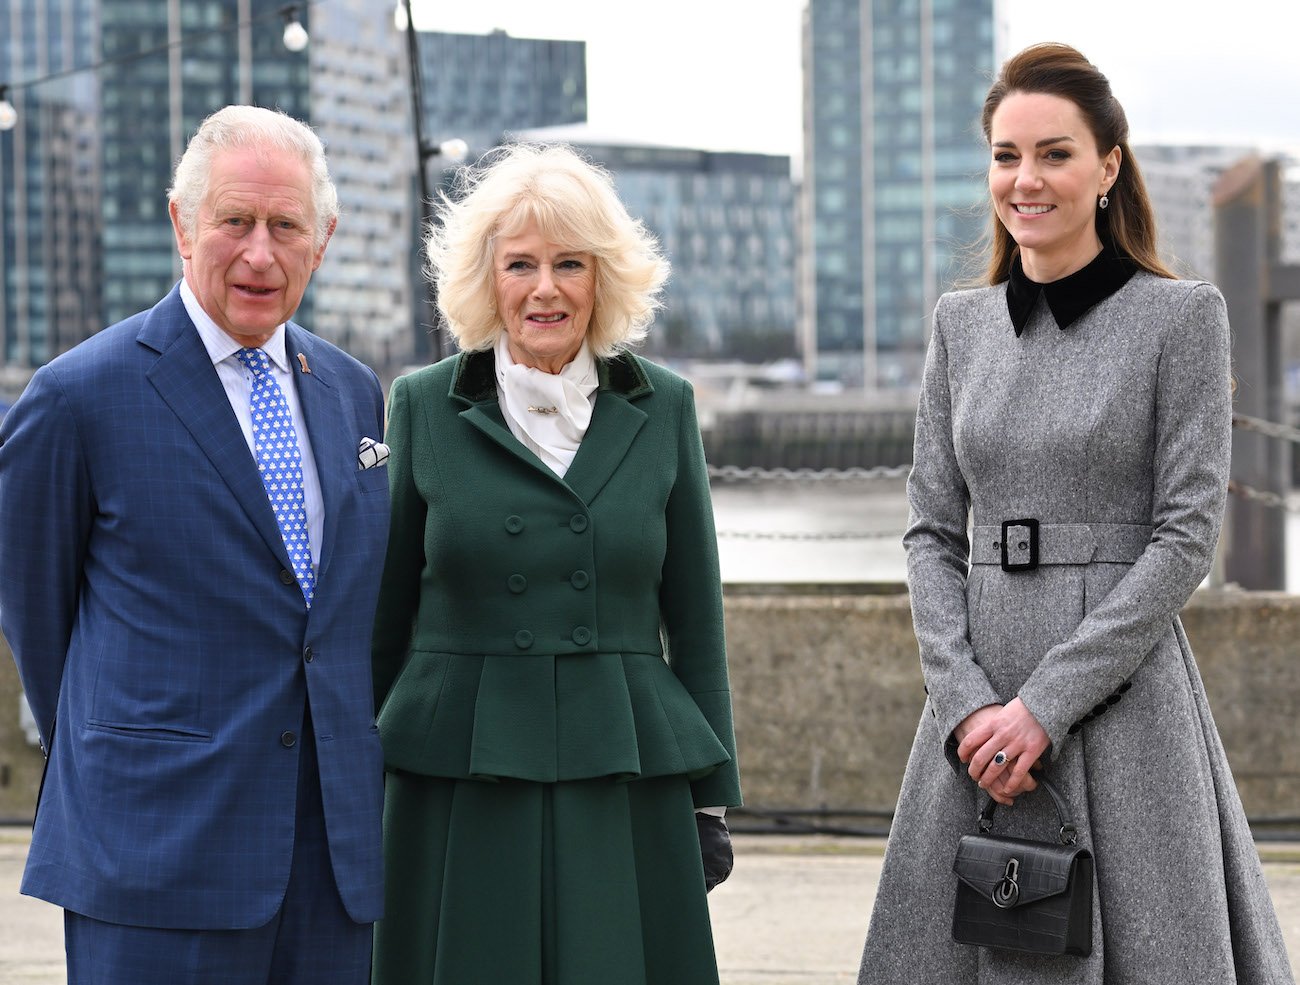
top-left (296, 353), bottom-right (311, 374)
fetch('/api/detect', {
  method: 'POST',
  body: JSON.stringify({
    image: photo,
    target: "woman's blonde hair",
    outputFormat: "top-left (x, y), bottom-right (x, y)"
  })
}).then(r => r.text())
top-left (426, 143), bottom-right (669, 358)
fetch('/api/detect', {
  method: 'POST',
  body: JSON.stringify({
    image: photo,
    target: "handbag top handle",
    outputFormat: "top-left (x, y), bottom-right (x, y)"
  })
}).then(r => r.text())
top-left (978, 775), bottom-right (1078, 846)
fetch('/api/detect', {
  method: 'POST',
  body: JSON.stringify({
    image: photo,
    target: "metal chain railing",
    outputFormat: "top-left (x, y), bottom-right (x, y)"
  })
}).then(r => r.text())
top-left (1232, 411), bottom-right (1300, 445)
top-left (1227, 480), bottom-right (1300, 513)
top-left (707, 464), bottom-right (911, 483)
top-left (716, 528), bottom-right (904, 541)
top-left (705, 412), bottom-right (1300, 538)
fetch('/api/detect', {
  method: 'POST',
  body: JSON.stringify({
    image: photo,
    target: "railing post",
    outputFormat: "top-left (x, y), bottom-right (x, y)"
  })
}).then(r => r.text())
top-left (1215, 157), bottom-right (1287, 590)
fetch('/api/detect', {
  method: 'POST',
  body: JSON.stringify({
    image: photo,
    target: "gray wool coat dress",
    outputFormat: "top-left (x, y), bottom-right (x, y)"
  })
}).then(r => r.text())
top-left (857, 264), bottom-right (1295, 984)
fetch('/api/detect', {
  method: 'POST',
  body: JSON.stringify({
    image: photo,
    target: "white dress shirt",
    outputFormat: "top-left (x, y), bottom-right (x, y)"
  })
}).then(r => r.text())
top-left (180, 280), bottom-right (324, 570)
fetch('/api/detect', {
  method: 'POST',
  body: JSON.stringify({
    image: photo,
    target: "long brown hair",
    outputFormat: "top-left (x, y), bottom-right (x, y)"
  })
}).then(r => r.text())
top-left (980, 43), bottom-right (1174, 284)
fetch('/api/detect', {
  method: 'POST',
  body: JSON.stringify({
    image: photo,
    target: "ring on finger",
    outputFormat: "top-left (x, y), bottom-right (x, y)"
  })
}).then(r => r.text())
top-left (992, 750), bottom-right (1008, 766)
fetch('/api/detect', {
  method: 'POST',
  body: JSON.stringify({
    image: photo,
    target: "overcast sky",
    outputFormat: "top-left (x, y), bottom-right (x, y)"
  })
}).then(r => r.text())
top-left (408, 0), bottom-right (1300, 158)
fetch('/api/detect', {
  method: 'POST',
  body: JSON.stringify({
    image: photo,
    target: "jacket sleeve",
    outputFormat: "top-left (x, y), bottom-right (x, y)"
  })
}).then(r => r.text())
top-left (1018, 284), bottom-right (1232, 755)
top-left (0, 365), bottom-right (95, 749)
top-left (371, 373), bottom-right (427, 713)
top-left (658, 379), bottom-right (742, 808)
top-left (905, 300), bottom-right (1002, 764)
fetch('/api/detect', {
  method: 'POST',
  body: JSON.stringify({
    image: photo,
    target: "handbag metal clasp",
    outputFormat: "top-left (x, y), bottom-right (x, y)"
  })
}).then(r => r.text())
top-left (992, 857), bottom-right (1020, 908)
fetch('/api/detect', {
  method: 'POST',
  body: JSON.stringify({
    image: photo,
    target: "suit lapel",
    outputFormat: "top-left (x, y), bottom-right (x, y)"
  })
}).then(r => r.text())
top-left (140, 287), bottom-right (292, 571)
top-left (459, 402), bottom-right (560, 482)
top-left (563, 393), bottom-right (647, 505)
top-left (450, 348), bottom-right (652, 505)
top-left (287, 325), bottom-right (347, 581)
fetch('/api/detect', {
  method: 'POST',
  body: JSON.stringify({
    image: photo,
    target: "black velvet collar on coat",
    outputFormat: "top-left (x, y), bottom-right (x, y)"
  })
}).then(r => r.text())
top-left (449, 346), bottom-right (654, 404)
top-left (1005, 243), bottom-right (1138, 336)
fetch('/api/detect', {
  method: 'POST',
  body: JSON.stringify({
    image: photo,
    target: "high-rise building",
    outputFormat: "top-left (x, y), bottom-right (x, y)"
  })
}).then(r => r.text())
top-left (417, 29), bottom-right (586, 154)
top-left (513, 126), bottom-right (797, 361)
top-left (0, 0), bottom-right (100, 374)
top-left (802, 0), bottom-right (994, 388)
top-left (1, 1), bottom-right (416, 377)
top-left (0, 12), bottom-right (588, 379)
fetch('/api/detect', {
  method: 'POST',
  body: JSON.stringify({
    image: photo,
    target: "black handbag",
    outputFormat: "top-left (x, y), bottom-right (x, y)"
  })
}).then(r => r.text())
top-left (951, 776), bottom-right (1094, 957)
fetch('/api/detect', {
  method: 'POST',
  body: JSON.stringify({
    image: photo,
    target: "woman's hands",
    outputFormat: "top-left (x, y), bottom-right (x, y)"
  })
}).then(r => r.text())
top-left (954, 699), bottom-right (1050, 806)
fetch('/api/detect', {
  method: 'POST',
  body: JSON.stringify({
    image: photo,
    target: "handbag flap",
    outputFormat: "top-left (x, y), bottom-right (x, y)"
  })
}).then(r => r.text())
top-left (953, 834), bottom-right (1091, 907)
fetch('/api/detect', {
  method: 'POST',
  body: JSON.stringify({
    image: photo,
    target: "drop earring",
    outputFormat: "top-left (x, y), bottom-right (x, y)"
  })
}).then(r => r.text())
top-left (1098, 194), bottom-right (1110, 210)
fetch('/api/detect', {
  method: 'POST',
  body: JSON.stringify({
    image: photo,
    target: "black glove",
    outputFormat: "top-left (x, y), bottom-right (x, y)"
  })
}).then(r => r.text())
top-left (695, 812), bottom-right (734, 892)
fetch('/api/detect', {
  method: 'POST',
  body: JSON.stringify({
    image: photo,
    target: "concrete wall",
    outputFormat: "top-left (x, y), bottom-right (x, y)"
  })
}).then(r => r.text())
top-left (2, 586), bottom-right (1297, 823)
top-left (724, 585), bottom-right (1300, 824)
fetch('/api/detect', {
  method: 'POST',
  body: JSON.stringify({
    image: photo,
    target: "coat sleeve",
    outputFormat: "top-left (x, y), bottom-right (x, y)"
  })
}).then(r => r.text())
top-left (904, 299), bottom-right (1002, 763)
top-left (1018, 284), bottom-right (1232, 756)
top-left (0, 365), bottom-right (95, 749)
top-left (658, 379), bottom-right (742, 808)
top-left (371, 372), bottom-right (427, 713)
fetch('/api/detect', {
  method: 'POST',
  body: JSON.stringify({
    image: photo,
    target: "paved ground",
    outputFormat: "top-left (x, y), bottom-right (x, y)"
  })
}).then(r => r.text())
top-left (2, 829), bottom-right (1298, 984)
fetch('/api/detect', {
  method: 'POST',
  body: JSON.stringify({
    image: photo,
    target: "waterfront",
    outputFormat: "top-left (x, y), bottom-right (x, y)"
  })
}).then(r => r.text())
top-left (711, 479), bottom-right (1300, 592)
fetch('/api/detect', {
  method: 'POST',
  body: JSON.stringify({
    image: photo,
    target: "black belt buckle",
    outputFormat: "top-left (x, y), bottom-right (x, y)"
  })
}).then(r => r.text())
top-left (1000, 518), bottom-right (1039, 572)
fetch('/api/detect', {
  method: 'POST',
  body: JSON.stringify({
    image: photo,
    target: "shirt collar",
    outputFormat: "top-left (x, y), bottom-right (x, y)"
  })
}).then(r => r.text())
top-left (179, 278), bottom-right (290, 372)
top-left (1005, 243), bottom-right (1137, 336)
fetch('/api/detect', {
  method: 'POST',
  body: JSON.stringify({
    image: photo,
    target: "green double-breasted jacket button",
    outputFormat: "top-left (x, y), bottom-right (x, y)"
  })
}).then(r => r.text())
top-left (508, 574), bottom-right (528, 594)
top-left (505, 515), bottom-right (525, 534)
top-left (569, 514), bottom-right (589, 533)
top-left (514, 630), bottom-right (534, 649)
top-left (572, 626), bottom-right (592, 645)
top-left (570, 570), bottom-right (589, 590)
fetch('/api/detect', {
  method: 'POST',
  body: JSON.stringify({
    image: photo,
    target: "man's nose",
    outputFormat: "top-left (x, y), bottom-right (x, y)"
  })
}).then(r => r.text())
top-left (242, 223), bottom-right (274, 270)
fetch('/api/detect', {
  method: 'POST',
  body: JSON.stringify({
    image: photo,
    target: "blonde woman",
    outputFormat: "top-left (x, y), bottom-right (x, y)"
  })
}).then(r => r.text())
top-left (371, 144), bottom-right (741, 985)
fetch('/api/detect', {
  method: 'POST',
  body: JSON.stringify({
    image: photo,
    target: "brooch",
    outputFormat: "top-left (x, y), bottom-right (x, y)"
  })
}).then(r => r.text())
top-left (527, 405), bottom-right (559, 415)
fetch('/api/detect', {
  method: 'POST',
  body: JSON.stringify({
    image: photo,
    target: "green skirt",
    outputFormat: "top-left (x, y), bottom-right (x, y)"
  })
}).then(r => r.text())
top-left (372, 771), bottom-right (721, 985)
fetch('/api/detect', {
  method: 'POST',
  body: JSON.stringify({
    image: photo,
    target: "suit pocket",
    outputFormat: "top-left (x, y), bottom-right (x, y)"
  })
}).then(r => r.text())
top-left (84, 719), bottom-right (213, 743)
top-left (356, 465), bottom-right (390, 494)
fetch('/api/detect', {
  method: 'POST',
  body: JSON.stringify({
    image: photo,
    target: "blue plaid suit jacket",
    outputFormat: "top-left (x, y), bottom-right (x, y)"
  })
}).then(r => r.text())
top-left (0, 284), bottom-right (390, 929)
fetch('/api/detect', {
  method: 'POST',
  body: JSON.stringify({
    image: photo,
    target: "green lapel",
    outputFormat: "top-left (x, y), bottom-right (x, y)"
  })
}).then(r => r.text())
top-left (449, 348), bottom-right (654, 504)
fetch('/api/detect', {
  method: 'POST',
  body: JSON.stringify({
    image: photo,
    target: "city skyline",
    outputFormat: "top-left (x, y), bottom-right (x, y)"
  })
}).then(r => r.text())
top-left (411, 0), bottom-right (1300, 159)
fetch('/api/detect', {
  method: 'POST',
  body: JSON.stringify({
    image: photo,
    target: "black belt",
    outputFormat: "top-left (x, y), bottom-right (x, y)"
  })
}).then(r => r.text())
top-left (970, 520), bottom-right (1152, 571)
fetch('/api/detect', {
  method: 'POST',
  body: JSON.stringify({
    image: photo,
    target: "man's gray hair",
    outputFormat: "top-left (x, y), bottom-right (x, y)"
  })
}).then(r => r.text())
top-left (168, 106), bottom-right (339, 249)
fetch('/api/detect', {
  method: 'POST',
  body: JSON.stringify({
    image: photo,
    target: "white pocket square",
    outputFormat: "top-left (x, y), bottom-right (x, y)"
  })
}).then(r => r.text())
top-left (358, 437), bottom-right (390, 470)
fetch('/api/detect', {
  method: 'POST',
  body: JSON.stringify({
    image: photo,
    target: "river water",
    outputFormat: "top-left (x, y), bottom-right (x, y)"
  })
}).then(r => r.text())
top-left (710, 479), bottom-right (1300, 591)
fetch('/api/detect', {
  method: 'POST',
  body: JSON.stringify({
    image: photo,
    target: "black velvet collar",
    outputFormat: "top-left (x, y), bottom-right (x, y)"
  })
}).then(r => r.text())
top-left (1005, 243), bottom-right (1137, 336)
top-left (449, 347), bottom-right (654, 404)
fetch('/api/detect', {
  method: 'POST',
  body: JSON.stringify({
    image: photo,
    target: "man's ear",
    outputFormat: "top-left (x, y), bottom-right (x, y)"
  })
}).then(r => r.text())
top-left (169, 200), bottom-right (193, 261)
top-left (312, 217), bottom-right (337, 271)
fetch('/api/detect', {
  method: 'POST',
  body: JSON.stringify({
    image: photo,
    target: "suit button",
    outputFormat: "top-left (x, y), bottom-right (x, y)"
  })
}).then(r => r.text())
top-left (303, 646), bottom-right (314, 663)
top-left (514, 630), bottom-right (534, 650)
top-left (572, 626), bottom-right (591, 645)
top-left (570, 570), bottom-right (589, 590)
top-left (279, 569), bottom-right (296, 586)
top-left (505, 515), bottom-right (524, 534)
top-left (280, 731), bottom-right (297, 747)
top-left (569, 514), bottom-right (588, 533)
top-left (508, 574), bottom-right (528, 594)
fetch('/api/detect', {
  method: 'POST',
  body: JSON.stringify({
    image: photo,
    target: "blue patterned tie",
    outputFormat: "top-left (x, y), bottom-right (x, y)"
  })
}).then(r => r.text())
top-left (236, 347), bottom-right (315, 608)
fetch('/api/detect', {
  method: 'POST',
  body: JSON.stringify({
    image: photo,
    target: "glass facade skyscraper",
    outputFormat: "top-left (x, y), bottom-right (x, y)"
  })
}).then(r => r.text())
top-left (417, 29), bottom-right (586, 153)
top-left (0, 0), bottom-right (100, 373)
top-left (803, 0), bottom-right (993, 387)
top-left (1, 1), bottom-right (422, 377)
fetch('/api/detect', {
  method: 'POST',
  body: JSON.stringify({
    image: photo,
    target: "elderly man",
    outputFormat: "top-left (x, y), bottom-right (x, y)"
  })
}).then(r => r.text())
top-left (0, 106), bottom-right (389, 984)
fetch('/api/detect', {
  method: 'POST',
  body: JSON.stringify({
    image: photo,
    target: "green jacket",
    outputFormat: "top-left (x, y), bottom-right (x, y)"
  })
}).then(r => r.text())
top-left (372, 349), bottom-right (741, 809)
